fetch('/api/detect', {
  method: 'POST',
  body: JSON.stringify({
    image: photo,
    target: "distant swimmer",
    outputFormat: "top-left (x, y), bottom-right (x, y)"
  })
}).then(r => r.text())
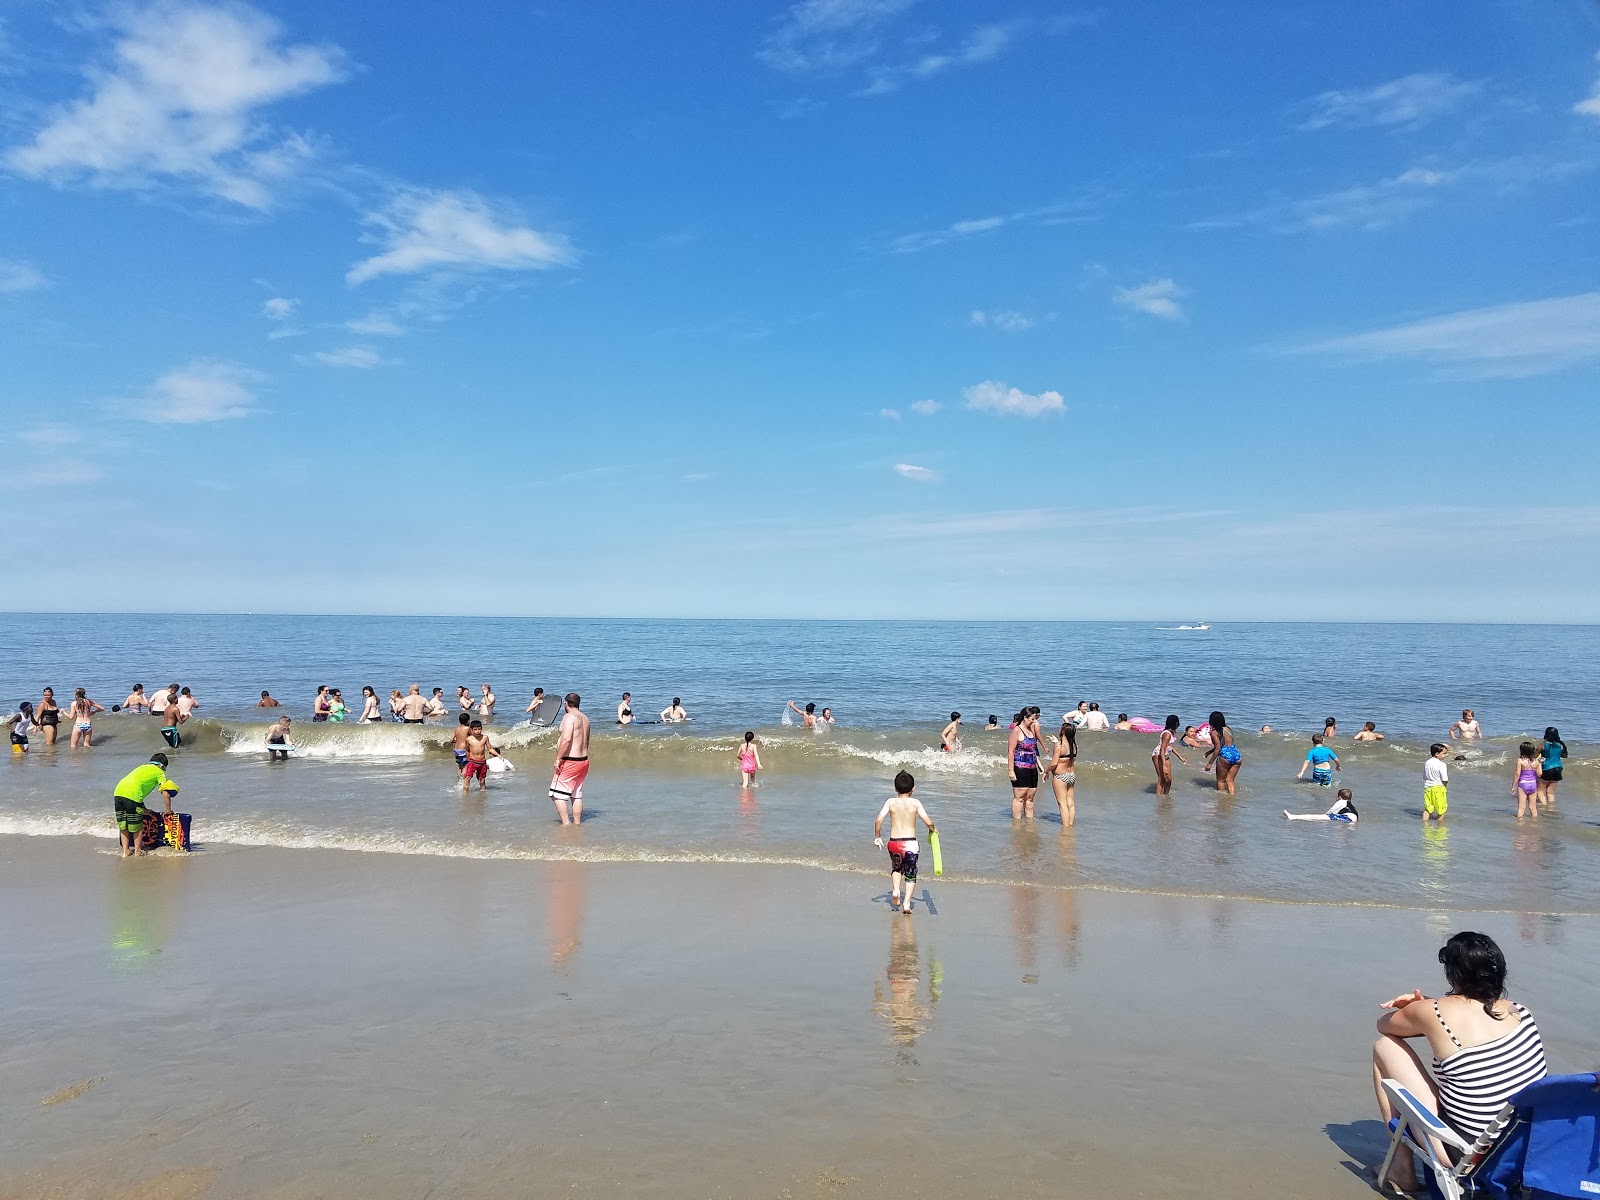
top-left (257, 690), bottom-right (281, 708)
top-left (388, 690), bottom-right (404, 720)
top-left (7, 702), bottom-right (36, 753)
top-left (1323, 716), bottom-right (1338, 740)
top-left (1284, 787), bottom-right (1358, 823)
top-left (616, 693), bottom-right (634, 725)
top-left (1082, 703), bottom-right (1110, 733)
top-left (940, 712), bottom-right (962, 753)
top-left (265, 715), bottom-right (294, 760)
top-left (1203, 711), bottom-right (1241, 796)
top-left (1152, 715), bottom-right (1188, 797)
top-left (1449, 709), bottom-right (1483, 741)
top-left (424, 688), bottom-right (448, 719)
top-left (457, 686), bottom-right (475, 714)
top-left (1259, 725), bottom-right (1272, 734)
top-left (113, 752), bottom-right (177, 858)
top-left (660, 697), bottom-right (689, 723)
top-left (401, 685), bottom-right (427, 723)
top-left (787, 700), bottom-right (818, 729)
top-left (525, 688), bottom-right (547, 719)
top-left (1114, 713), bottom-right (1132, 731)
top-left (68, 688), bottom-right (104, 749)
top-left (1513, 742), bottom-right (1539, 819)
top-left (737, 731), bottom-right (762, 787)
top-left (124, 684), bottom-right (150, 713)
top-left (451, 713), bottom-right (472, 775)
top-left (1181, 724), bottom-right (1205, 749)
top-left (549, 693), bottom-right (590, 826)
top-left (874, 770), bottom-right (936, 915)
top-left (1423, 742), bottom-right (1450, 823)
top-left (1296, 734), bottom-right (1340, 786)
top-left (1063, 701), bottom-right (1090, 729)
top-left (985, 715), bottom-right (998, 731)
top-left (820, 707), bottom-right (836, 726)
top-left (479, 684), bottom-right (495, 721)
top-left (1353, 721), bottom-right (1385, 742)
top-left (359, 686), bottom-right (381, 723)
top-left (158, 690), bottom-right (182, 748)
top-left (461, 720), bottom-right (491, 792)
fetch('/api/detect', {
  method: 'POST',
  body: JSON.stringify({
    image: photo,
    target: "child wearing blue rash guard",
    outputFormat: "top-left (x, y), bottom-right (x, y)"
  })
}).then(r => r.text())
top-left (1296, 734), bottom-right (1340, 787)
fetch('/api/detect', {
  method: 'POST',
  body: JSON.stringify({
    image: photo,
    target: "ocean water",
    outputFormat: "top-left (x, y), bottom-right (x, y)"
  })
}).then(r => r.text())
top-left (3, 615), bottom-right (1596, 912)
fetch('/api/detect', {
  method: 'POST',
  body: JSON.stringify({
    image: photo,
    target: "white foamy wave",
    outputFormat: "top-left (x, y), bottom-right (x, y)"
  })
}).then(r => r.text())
top-left (832, 742), bottom-right (1006, 775)
top-left (0, 813), bottom-right (118, 839)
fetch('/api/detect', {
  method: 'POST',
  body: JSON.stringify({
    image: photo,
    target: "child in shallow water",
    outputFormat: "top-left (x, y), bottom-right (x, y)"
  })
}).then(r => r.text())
top-left (737, 731), bottom-right (762, 787)
top-left (1285, 787), bottom-right (1357, 823)
top-left (1512, 741), bottom-right (1539, 819)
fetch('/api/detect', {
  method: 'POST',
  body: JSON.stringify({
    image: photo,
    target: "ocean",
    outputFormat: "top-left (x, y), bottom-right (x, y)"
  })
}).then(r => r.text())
top-left (4, 615), bottom-right (1596, 913)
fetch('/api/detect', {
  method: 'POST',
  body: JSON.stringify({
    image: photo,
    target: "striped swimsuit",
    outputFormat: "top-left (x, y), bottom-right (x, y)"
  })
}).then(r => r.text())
top-left (1432, 1000), bottom-right (1547, 1141)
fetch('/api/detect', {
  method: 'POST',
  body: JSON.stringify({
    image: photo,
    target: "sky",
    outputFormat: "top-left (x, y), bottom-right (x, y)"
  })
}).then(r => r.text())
top-left (1, 0), bottom-right (1598, 621)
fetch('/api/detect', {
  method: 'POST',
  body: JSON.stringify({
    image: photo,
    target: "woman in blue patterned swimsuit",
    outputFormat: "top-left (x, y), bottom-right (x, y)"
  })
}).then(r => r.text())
top-left (1203, 709), bottom-right (1241, 796)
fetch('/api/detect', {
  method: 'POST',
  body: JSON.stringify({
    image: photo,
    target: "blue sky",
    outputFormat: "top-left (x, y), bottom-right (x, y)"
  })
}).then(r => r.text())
top-left (2, 0), bottom-right (1598, 620)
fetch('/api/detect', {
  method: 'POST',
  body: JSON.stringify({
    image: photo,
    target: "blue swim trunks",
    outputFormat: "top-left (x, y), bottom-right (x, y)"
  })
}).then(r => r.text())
top-left (1312, 766), bottom-right (1332, 786)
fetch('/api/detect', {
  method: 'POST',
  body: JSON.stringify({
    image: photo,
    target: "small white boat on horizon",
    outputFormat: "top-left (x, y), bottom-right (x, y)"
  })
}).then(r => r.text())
top-left (1175, 623), bottom-right (1211, 631)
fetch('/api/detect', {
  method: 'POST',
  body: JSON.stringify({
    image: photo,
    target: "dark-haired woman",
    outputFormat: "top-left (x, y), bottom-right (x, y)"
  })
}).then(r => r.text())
top-left (1152, 714), bottom-right (1187, 796)
top-left (1371, 931), bottom-right (1547, 1191)
top-left (1045, 722), bottom-right (1077, 827)
top-left (1536, 727), bottom-right (1568, 808)
top-left (1008, 709), bottom-right (1042, 820)
top-left (1202, 710), bottom-right (1240, 795)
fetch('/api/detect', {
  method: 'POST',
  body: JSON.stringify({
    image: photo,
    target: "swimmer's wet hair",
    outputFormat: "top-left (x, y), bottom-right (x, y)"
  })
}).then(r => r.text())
top-left (1337, 787), bottom-right (1352, 801)
top-left (894, 770), bottom-right (915, 794)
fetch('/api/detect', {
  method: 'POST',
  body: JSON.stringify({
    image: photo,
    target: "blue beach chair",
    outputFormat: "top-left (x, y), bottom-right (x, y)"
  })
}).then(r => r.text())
top-left (1377, 1072), bottom-right (1600, 1200)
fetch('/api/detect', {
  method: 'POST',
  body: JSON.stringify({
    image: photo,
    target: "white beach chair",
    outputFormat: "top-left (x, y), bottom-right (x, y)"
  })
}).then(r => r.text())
top-left (1375, 1078), bottom-right (1514, 1200)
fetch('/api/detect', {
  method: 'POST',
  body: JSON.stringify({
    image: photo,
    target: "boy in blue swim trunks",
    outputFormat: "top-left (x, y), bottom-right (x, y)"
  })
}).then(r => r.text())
top-left (1296, 734), bottom-right (1340, 787)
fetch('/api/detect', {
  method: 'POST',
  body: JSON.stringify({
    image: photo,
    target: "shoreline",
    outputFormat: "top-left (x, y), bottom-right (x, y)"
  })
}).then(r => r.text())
top-left (5, 838), bottom-right (1599, 1199)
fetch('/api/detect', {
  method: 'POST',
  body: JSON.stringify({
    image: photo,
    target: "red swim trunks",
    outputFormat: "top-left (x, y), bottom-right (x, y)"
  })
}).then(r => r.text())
top-left (463, 759), bottom-right (488, 782)
top-left (549, 756), bottom-right (589, 802)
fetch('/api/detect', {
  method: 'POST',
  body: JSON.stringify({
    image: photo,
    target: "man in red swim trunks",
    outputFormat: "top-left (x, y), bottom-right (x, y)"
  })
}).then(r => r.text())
top-left (549, 693), bottom-right (590, 825)
top-left (461, 721), bottom-right (491, 791)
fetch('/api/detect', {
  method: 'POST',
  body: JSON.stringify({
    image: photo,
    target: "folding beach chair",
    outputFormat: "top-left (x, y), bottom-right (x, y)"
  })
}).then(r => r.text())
top-left (1377, 1072), bottom-right (1600, 1200)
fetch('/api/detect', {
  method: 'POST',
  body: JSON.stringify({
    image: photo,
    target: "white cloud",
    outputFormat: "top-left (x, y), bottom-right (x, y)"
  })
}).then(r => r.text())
top-left (891, 214), bottom-right (1005, 253)
top-left (910, 399), bottom-right (941, 415)
top-left (261, 296), bottom-right (296, 320)
top-left (758, 0), bottom-right (920, 74)
top-left (886, 196), bottom-right (1100, 253)
top-left (0, 259), bottom-right (47, 293)
top-left (1578, 53), bottom-right (1600, 121)
top-left (894, 463), bottom-right (939, 481)
top-left (1295, 291), bottom-right (1600, 379)
top-left (135, 359), bottom-right (257, 423)
top-left (313, 345), bottom-right (383, 369)
top-left (348, 189), bottom-right (575, 284)
top-left (1298, 72), bottom-right (1481, 132)
top-left (1196, 164), bottom-right (1457, 233)
top-left (345, 312), bottom-right (404, 337)
top-left (5, 3), bottom-right (345, 209)
top-left (964, 379), bottom-right (1064, 417)
top-left (969, 308), bottom-right (1035, 331)
top-left (860, 21), bottom-right (1023, 95)
top-left (682, 472), bottom-right (712, 482)
top-left (879, 407), bottom-right (901, 420)
top-left (1114, 278), bottom-right (1186, 321)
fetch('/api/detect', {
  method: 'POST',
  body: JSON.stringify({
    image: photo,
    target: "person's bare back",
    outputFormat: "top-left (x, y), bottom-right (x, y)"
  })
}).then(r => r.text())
top-left (877, 793), bottom-right (931, 841)
top-left (559, 708), bottom-right (591, 759)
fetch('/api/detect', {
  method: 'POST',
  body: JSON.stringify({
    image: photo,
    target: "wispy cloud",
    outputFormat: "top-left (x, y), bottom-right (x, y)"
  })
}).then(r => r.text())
top-left (893, 462), bottom-right (939, 481)
top-left (910, 399), bottom-right (941, 415)
top-left (969, 308), bottom-right (1036, 331)
top-left (887, 196), bottom-right (1098, 253)
top-left (964, 379), bottom-right (1064, 417)
top-left (1578, 52), bottom-right (1600, 121)
top-left (0, 259), bottom-right (47, 293)
top-left (348, 188), bottom-right (575, 284)
top-left (682, 472), bottom-right (713, 482)
top-left (345, 312), bottom-right (404, 337)
top-left (1293, 291), bottom-right (1600, 379)
top-left (5, 2), bottom-right (345, 210)
top-left (262, 296), bottom-right (296, 320)
top-left (1195, 164), bottom-right (1457, 233)
top-left (859, 21), bottom-right (1023, 96)
top-left (758, 0), bottom-right (920, 75)
top-left (312, 345), bottom-right (385, 369)
top-left (1113, 278), bottom-right (1186, 320)
top-left (1298, 72), bottom-right (1480, 132)
top-left (133, 359), bottom-right (257, 423)
top-left (878, 407), bottom-right (901, 420)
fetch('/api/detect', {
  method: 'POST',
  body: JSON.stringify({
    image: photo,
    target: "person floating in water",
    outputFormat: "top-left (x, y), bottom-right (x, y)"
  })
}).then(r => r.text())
top-left (1296, 734), bottom-right (1340, 786)
top-left (940, 712), bottom-right (962, 753)
top-left (1285, 787), bottom-right (1358, 823)
top-left (737, 731), bottom-right (762, 787)
top-left (874, 770), bottom-right (936, 915)
top-left (1423, 742), bottom-right (1449, 822)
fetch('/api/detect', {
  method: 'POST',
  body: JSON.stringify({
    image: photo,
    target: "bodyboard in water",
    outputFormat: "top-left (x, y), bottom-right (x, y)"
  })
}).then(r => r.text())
top-left (138, 811), bottom-right (191, 852)
top-left (929, 829), bottom-right (943, 876)
top-left (528, 695), bottom-right (562, 727)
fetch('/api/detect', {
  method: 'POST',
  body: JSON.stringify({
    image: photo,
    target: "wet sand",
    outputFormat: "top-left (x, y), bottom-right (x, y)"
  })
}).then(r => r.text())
top-left (3, 839), bottom-right (1598, 1200)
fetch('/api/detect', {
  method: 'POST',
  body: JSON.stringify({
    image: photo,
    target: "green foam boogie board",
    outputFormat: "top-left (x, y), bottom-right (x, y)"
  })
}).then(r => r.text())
top-left (929, 829), bottom-right (943, 876)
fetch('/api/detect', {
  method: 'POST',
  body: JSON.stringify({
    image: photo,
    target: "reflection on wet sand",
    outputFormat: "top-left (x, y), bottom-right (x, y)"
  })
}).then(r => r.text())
top-left (874, 919), bottom-right (936, 1059)
top-left (1009, 884), bottom-right (1039, 980)
top-left (1054, 831), bottom-right (1081, 968)
top-left (109, 856), bottom-right (184, 972)
top-left (547, 859), bottom-right (585, 974)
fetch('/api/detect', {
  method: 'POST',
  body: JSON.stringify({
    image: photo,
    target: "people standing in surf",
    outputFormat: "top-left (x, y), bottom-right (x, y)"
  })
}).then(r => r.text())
top-left (549, 693), bottom-right (591, 826)
top-left (1322, 716), bottom-right (1338, 740)
top-left (457, 686), bottom-right (475, 715)
top-left (158, 689), bottom-right (182, 748)
top-left (660, 697), bottom-right (689, 723)
top-left (1353, 721), bottom-right (1385, 742)
top-left (940, 712), bottom-right (962, 753)
top-left (616, 693), bottom-right (634, 725)
top-left (819, 707), bottom-right (836, 726)
top-left (312, 685), bottom-right (331, 722)
top-left (424, 688), bottom-right (448, 719)
top-left (1008, 707), bottom-right (1043, 820)
top-left (787, 700), bottom-right (819, 729)
top-left (1513, 742), bottom-right (1540, 819)
top-left (1045, 720), bottom-right (1077, 827)
top-left (68, 688), bottom-right (103, 749)
top-left (1296, 734), bottom-right (1340, 786)
top-left (257, 690), bottom-right (281, 708)
top-left (461, 720), bottom-right (492, 792)
top-left (359, 686), bottom-right (381, 723)
top-left (1449, 709), bottom-right (1483, 741)
top-left (1423, 742), bottom-right (1450, 822)
top-left (123, 684), bottom-right (150, 712)
top-left (525, 688), bottom-right (548, 721)
top-left (874, 770), bottom-right (936, 915)
top-left (1537, 727), bottom-right (1567, 808)
top-left (737, 731), bottom-right (762, 787)
top-left (36, 687), bottom-right (61, 746)
top-left (7, 702), bottom-right (36, 753)
top-left (400, 685), bottom-right (427, 723)
top-left (479, 684), bottom-right (495, 722)
top-left (451, 713), bottom-right (472, 776)
top-left (387, 690), bottom-right (405, 720)
top-left (328, 689), bottom-right (348, 722)
top-left (1152, 714), bottom-right (1187, 796)
top-left (1202, 711), bottom-right (1240, 795)
top-left (177, 687), bottom-right (199, 721)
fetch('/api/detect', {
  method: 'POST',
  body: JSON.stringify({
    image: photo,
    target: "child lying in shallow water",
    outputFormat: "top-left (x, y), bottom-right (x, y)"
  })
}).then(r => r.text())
top-left (1284, 787), bottom-right (1357, 823)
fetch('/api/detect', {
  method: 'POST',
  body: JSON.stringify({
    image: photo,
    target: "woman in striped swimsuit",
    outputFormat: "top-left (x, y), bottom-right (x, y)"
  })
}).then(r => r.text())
top-left (1371, 931), bottom-right (1547, 1192)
